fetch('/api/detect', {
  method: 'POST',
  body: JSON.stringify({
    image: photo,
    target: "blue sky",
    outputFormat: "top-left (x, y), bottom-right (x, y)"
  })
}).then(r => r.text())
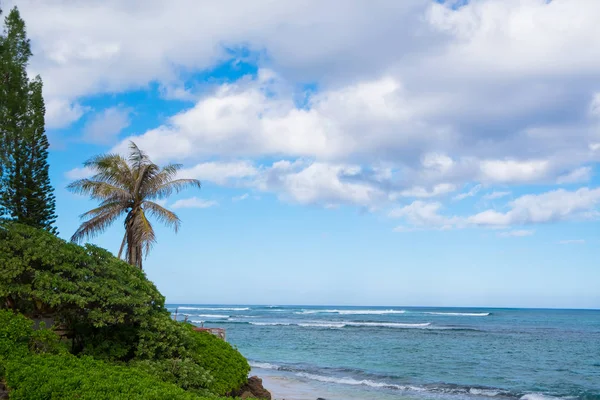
top-left (12, 0), bottom-right (600, 308)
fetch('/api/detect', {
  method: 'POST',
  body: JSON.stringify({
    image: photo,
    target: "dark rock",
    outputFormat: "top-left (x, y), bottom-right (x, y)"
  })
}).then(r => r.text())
top-left (230, 376), bottom-right (271, 399)
top-left (0, 381), bottom-right (8, 400)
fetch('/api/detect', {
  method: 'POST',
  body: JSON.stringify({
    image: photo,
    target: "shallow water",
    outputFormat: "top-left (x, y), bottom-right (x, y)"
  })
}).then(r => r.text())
top-left (168, 305), bottom-right (600, 400)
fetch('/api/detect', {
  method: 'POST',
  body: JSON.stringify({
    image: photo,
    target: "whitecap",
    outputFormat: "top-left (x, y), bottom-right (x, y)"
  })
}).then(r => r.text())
top-left (470, 388), bottom-right (501, 397)
top-left (423, 312), bottom-right (490, 317)
top-left (175, 307), bottom-right (250, 311)
top-left (194, 314), bottom-right (229, 319)
top-left (296, 309), bottom-right (405, 315)
top-left (298, 322), bottom-right (347, 328)
top-left (296, 372), bottom-right (408, 390)
top-left (520, 394), bottom-right (566, 400)
top-left (249, 361), bottom-right (281, 370)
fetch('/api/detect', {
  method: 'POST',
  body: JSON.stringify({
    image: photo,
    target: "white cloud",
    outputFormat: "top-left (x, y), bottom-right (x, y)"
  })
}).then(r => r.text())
top-left (395, 183), bottom-right (457, 199)
top-left (255, 161), bottom-right (386, 207)
top-left (498, 230), bottom-right (534, 238)
top-left (45, 98), bottom-right (89, 129)
top-left (9, 0), bottom-right (600, 222)
top-left (390, 187), bottom-right (600, 231)
top-left (483, 191), bottom-right (511, 200)
top-left (171, 197), bottom-right (218, 209)
top-left (468, 188), bottom-right (600, 227)
top-left (83, 106), bottom-right (132, 144)
top-left (479, 160), bottom-right (550, 184)
top-left (389, 201), bottom-right (459, 230)
top-left (590, 93), bottom-right (600, 117)
top-left (454, 184), bottom-right (481, 201)
top-left (65, 166), bottom-right (94, 180)
top-left (558, 239), bottom-right (586, 245)
top-left (232, 193), bottom-right (250, 202)
top-left (179, 161), bottom-right (258, 185)
top-left (556, 167), bottom-right (593, 184)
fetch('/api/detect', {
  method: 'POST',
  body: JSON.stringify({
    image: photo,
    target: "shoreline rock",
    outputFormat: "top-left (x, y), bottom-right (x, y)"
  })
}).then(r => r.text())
top-left (230, 376), bottom-right (272, 399)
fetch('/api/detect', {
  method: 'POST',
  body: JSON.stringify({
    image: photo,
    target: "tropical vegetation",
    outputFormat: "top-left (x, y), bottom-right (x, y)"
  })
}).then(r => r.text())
top-left (0, 222), bottom-right (251, 398)
top-left (0, 7), bottom-right (57, 234)
top-left (67, 142), bottom-right (201, 269)
top-left (0, 6), bottom-right (257, 399)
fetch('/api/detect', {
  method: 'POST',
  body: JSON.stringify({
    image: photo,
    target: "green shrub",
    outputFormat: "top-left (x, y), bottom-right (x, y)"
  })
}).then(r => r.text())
top-left (136, 315), bottom-right (250, 395)
top-left (0, 310), bottom-right (32, 359)
top-left (130, 358), bottom-right (213, 394)
top-left (0, 222), bottom-right (165, 354)
top-left (5, 353), bottom-right (218, 400)
top-left (184, 325), bottom-right (250, 395)
top-left (0, 225), bottom-right (252, 397)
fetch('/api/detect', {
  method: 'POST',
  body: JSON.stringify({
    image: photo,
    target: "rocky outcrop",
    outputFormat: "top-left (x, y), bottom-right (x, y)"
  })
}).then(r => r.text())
top-left (230, 376), bottom-right (271, 399)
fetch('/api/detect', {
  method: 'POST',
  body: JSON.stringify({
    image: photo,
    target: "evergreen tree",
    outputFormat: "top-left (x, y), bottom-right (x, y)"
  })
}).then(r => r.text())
top-left (0, 7), bottom-right (57, 233)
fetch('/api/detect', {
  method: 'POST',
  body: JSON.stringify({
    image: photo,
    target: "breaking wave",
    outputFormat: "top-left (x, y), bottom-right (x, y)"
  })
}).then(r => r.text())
top-left (296, 309), bottom-right (406, 315)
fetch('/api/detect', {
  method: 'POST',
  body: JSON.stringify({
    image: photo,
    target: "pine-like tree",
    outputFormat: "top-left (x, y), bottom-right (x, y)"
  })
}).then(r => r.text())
top-left (0, 7), bottom-right (57, 233)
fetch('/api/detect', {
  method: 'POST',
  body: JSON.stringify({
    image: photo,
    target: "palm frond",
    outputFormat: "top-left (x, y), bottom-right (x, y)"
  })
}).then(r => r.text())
top-left (138, 210), bottom-right (156, 258)
top-left (143, 201), bottom-right (181, 233)
top-left (128, 141), bottom-right (150, 171)
top-left (140, 163), bottom-right (182, 198)
top-left (150, 178), bottom-right (201, 200)
top-left (70, 207), bottom-right (125, 243)
top-left (79, 201), bottom-right (128, 220)
top-left (67, 179), bottom-right (132, 202)
top-left (84, 153), bottom-right (133, 192)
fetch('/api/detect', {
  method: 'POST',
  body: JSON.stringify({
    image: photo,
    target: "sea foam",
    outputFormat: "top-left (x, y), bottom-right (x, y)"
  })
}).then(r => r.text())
top-left (296, 309), bottom-right (406, 315)
top-left (423, 312), bottom-right (490, 317)
top-left (176, 307), bottom-right (250, 311)
top-left (249, 321), bottom-right (431, 329)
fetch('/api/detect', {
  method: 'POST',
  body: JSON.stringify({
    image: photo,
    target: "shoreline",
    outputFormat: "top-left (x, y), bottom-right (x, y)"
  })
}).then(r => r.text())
top-left (252, 368), bottom-right (401, 400)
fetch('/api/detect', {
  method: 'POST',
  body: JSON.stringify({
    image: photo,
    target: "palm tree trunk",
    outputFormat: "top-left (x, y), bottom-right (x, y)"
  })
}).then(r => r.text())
top-left (117, 232), bottom-right (126, 260)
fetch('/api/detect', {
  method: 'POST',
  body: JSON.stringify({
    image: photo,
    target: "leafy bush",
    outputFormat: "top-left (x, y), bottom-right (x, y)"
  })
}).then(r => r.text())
top-left (130, 358), bottom-right (213, 394)
top-left (184, 325), bottom-right (250, 395)
top-left (5, 353), bottom-right (217, 400)
top-left (0, 222), bottom-right (165, 354)
top-left (0, 309), bottom-right (64, 359)
top-left (136, 315), bottom-right (250, 395)
top-left (0, 224), bottom-right (252, 397)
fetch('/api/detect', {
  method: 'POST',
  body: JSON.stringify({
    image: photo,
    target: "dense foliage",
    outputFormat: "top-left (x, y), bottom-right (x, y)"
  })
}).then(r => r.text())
top-left (135, 317), bottom-right (251, 395)
top-left (0, 223), bottom-right (251, 398)
top-left (0, 310), bottom-right (216, 399)
top-left (0, 221), bottom-right (165, 354)
top-left (0, 7), bottom-right (57, 233)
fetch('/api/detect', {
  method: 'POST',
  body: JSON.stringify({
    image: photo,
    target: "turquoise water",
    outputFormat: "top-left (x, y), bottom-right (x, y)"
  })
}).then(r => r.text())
top-left (168, 305), bottom-right (600, 400)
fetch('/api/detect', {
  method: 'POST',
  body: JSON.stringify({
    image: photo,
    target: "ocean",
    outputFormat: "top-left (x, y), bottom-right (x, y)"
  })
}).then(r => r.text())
top-left (167, 305), bottom-right (600, 400)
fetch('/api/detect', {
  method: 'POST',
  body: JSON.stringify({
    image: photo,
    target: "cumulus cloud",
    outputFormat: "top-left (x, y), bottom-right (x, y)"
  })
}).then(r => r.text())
top-left (178, 161), bottom-right (258, 185)
top-left (469, 188), bottom-right (600, 227)
top-left (556, 167), bottom-right (593, 184)
top-left (391, 187), bottom-right (600, 231)
top-left (45, 99), bottom-right (89, 129)
top-left (9, 0), bottom-right (600, 231)
top-left (171, 197), bottom-right (218, 209)
top-left (64, 166), bottom-right (95, 180)
top-left (483, 191), bottom-right (511, 200)
top-left (389, 201), bottom-right (460, 231)
top-left (83, 106), bottom-right (132, 144)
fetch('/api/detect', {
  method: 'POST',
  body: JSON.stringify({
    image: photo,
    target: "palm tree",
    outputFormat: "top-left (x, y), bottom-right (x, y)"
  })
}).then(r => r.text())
top-left (67, 142), bottom-right (201, 269)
